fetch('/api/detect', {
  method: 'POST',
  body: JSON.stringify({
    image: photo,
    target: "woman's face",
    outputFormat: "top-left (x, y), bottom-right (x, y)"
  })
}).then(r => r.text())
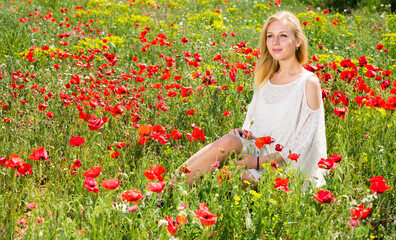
top-left (266, 20), bottom-right (300, 62)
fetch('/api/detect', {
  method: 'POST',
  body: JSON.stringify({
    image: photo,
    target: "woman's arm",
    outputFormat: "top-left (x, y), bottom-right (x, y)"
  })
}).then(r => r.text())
top-left (237, 152), bottom-right (285, 169)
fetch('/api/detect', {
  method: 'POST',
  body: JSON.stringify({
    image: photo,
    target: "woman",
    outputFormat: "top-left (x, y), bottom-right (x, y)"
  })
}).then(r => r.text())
top-left (175, 11), bottom-right (327, 188)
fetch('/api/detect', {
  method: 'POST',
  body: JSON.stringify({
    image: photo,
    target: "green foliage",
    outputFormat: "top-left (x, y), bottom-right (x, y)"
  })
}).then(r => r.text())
top-left (284, 0), bottom-right (394, 13)
top-left (0, 0), bottom-right (395, 239)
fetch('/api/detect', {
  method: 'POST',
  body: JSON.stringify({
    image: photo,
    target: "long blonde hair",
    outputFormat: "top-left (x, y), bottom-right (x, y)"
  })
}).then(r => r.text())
top-left (254, 11), bottom-right (308, 90)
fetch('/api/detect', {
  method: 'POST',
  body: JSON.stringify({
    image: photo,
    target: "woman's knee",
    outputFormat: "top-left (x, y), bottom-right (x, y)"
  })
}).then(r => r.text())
top-left (211, 134), bottom-right (242, 152)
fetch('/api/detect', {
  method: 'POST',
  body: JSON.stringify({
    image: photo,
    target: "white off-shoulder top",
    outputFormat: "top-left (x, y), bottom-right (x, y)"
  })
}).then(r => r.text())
top-left (242, 70), bottom-right (328, 187)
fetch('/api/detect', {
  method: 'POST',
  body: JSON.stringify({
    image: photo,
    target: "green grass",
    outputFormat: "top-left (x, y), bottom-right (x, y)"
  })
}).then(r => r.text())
top-left (0, 0), bottom-right (395, 239)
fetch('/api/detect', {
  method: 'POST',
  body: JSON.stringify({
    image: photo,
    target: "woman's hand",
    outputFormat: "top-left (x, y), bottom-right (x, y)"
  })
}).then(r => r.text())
top-left (228, 128), bottom-right (243, 136)
top-left (228, 128), bottom-right (254, 139)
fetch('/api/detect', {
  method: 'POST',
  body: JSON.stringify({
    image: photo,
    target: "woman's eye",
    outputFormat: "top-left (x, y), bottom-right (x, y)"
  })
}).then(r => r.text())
top-left (267, 35), bottom-right (273, 38)
top-left (281, 34), bottom-right (287, 37)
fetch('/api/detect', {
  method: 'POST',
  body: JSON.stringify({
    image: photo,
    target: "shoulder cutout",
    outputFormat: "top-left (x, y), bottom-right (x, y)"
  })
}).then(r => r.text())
top-left (305, 75), bottom-right (321, 111)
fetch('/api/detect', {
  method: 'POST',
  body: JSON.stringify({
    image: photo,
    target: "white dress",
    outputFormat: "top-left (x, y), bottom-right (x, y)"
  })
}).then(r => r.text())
top-left (240, 70), bottom-right (327, 188)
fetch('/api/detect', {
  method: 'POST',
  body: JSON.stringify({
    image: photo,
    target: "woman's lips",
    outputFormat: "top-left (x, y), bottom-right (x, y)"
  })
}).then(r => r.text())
top-left (272, 49), bottom-right (282, 52)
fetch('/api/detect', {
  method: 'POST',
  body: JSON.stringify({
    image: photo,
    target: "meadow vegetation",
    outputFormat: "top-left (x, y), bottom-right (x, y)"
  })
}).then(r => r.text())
top-left (0, 0), bottom-right (395, 239)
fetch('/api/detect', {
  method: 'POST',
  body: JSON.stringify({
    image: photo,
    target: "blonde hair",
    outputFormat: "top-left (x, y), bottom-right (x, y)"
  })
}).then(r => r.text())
top-left (254, 11), bottom-right (308, 90)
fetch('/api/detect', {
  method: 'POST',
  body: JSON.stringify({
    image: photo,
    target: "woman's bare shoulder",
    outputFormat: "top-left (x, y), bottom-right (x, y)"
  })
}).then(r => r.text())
top-left (305, 74), bottom-right (320, 88)
top-left (305, 74), bottom-right (321, 111)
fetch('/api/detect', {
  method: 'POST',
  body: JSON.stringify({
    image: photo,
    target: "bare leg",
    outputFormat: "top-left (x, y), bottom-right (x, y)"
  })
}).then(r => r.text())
top-left (174, 134), bottom-right (244, 186)
top-left (241, 169), bottom-right (255, 188)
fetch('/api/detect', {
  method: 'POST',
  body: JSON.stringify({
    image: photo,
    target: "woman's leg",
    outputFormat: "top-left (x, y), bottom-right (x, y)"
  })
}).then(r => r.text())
top-left (175, 134), bottom-right (244, 186)
top-left (241, 169), bottom-right (255, 188)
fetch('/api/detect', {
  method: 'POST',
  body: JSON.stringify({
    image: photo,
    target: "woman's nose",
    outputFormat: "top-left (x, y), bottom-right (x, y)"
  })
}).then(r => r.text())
top-left (273, 36), bottom-right (280, 45)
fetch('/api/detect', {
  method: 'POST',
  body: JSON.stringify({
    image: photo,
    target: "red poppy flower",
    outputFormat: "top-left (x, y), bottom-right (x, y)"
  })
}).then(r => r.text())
top-left (73, 159), bottom-right (82, 168)
top-left (111, 152), bottom-right (120, 158)
top-left (179, 166), bottom-right (191, 173)
top-left (358, 56), bottom-right (367, 67)
top-left (255, 136), bottom-right (275, 149)
top-left (195, 202), bottom-right (217, 226)
top-left (147, 182), bottom-right (166, 193)
top-left (137, 137), bottom-right (149, 145)
top-left (223, 110), bottom-right (231, 117)
top-left (365, 70), bottom-right (376, 78)
top-left (287, 153), bottom-right (300, 162)
top-left (318, 158), bottom-right (337, 170)
top-left (0, 156), bottom-right (7, 166)
top-left (157, 33), bottom-right (168, 39)
top-left (314, 190), bottom-right (335, 204)
top-left (186, 109), bottom-right (195, 115)
top-left (29, 147), bottom-right (49, 161)
top-left (171, 129), bottom-right (182, 140)
top-left (46, 112), bottom-right (54, 118)
top-left (350, 205), bottom-right (370, 220)
top-left (191, 126), bottom-right (205, 141)
top-left (275, 144), bottom-right (283, 151)
top-left (334, 107), bottom-right (348, 119)
top-left (153, 125), bottom-right (166, 133)
top-left (167, 90), bottom-right (178, 97)
top-left (366, 64), bottom-right (377, 71)
top-left (390, 87), bottom-right (396, 94)
top-left (241, 130), bottom-right (251, 139)
top-left (101, 179), bottom-right (120, 190)
top-left (143, 165), bottom-right (166, 182)
top-left (181, 37), bottom-right (189, 44)
top-left (271, 160), bottom-right (278, 171)
top-left (369, 176), bottom-right (391, 194)
top-left (115, 142), bottom-right (126, 148)
top-left (380, 79), bottom-right (391, 90)
top-left (17, 163), bottom-right (33, 176)
top-left (176, 215), bottom-right (188, 225)
top-left (69, 136), bottom-right (84, 147)
top-left (330, 153), bottom-right (342, 162)
top-left (84, 177), bottom-right (99, 193)
top-left (120, 189), bottom-right (143, 202)
top-left (138, 125), bottom-right (152, 136)
top-left (274, 178), bottom-right (290, 192)
top-left (181, 86), bottom-right (192, 98)
top-left (165, 215), bottom-right (177, 236)
top-left (88, 117), bottom-right (108, 131)
top-left (217, 168), bottom-right (230, 184)
top-left (6, 155), bottom-right (24, 169)
top-left (38, 103), bottom-right (48, 111)
top-left (376, 44), bottom-right (383, 51)
top-left (83, 166), bottom-right (102, 178)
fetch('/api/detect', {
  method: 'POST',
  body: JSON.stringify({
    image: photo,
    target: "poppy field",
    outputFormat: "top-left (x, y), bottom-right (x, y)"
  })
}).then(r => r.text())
top-left (0, 0), bottom-right (395, 239)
